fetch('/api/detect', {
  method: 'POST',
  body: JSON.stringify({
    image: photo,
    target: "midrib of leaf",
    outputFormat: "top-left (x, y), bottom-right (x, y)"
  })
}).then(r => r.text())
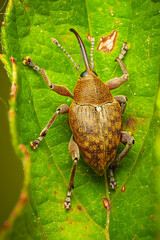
top-left (103, 0), bottom-right (133, 237)
top-left (85, 0), bottom-right (91, 35)
top-left (81, 1), bottom-right (112, 238)
top-left (46, 0), bottom-right (56, 37)
top-left (83, 0), bottom-right (133, 238)
top-left (84, 0), bottom-right (112, 237)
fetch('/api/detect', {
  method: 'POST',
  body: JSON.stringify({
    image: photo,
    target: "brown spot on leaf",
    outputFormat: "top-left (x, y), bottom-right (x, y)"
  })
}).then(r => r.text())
top-left (97, 30), bottom-right (117, 53)
top-left (102, 198), bottom-right (111, 211)
top-left (25, 6), bottom-right (29, 10)
top-left (77, 205), bottom-right (83, 211)
top-left (60, 226), bottom-right (64, 231)
top-left (125, 118), bottom-right (137, 131)
top-left (151, 215), bottom-right (155, 220)
top-left (85, 226), bottom-right (89, 230)
top-left (142, 148), bottom-right (145, 153)
top-left (41, 176), bottom-right (46, 180)
top-left (53, 190), bottom-right (57, 195)
top-left (141, 118), bottom-right (146, 123)
top-left (121, 185), bottom-right (126, 193)
top-left (83, 234), bottom-right (87, 237)
top-left (66, 217), bottom-right (74, 224)
top-left (48, 163), bottom-right (51, 168)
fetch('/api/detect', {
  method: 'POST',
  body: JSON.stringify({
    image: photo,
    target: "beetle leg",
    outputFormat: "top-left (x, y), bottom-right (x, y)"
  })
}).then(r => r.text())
top-left (114, 95), bottom-right (127, 117)
top-left (64, 135), bottom-right (80, 210)
top-left (109, 131), bottom-right (135, 189)
top-left (30, 104), bottom-right (69, 150)
top-left (106, 43), bottom-right (129, 90)
top-left (23, 57), bottom-right (74, 99)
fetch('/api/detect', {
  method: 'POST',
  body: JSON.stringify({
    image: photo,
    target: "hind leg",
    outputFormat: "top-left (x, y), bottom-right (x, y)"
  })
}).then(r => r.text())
top-left (64, 135), bottom-right (80, 210)
top-left (109, 131), bottom-right (135, 189)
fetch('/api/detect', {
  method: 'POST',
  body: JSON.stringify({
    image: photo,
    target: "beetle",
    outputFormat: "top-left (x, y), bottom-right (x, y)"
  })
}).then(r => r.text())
top-left (23, 29), bottom-right (134, 210)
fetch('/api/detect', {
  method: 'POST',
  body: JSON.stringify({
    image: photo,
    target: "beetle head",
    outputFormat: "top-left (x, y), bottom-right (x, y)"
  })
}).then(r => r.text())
top-left (70, 29), bottom-right (98, 78)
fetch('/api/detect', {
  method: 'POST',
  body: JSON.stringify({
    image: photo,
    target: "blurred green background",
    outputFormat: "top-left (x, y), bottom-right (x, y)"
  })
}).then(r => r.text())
top-left (0, 0), bottom-right (23, 228)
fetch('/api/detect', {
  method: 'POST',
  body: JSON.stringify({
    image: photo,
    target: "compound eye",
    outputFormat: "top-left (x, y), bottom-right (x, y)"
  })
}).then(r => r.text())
top-left (80, 70), bottom-right (88, 77)
top-left (93, 71), bottom-right (98, 76)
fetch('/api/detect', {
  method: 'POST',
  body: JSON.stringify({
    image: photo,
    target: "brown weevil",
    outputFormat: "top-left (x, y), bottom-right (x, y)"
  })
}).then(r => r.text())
top-left (23, 29), bottom-right (134, 210)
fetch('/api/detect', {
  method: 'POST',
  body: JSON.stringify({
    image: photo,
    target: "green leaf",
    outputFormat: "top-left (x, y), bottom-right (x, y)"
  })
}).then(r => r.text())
top-left (1, 0), bottom-right (160, 239)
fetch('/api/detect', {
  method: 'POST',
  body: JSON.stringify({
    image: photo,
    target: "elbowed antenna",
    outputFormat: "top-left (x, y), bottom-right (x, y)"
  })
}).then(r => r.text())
top-left (70, 28), bottom-right (91, 70)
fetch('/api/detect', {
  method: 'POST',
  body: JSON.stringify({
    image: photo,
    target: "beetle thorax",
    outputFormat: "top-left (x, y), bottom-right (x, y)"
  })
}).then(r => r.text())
top-left (73, 74), bottom-right (113, 105)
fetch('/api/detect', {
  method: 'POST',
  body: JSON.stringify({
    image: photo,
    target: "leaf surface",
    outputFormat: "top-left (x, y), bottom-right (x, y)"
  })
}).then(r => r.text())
top-left (0, 0), bottom-right (160, 239)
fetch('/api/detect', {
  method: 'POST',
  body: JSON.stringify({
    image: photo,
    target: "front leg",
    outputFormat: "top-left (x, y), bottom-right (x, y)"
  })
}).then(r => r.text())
top-left (31, 104), bottom-right (69, 149)
top-left (23, 57), bottom-right (74, 99)
top-left (106, 43), bottom-right (129, 90)
top-left (109, 131), bottom-right (135, 189)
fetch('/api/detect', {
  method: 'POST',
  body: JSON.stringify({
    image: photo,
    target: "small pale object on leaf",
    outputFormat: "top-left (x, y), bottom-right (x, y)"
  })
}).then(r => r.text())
top-left (97, 30), bottom-right (117, 53)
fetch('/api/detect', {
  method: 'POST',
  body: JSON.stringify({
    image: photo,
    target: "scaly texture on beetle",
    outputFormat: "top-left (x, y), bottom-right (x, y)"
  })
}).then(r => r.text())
top-left (23, 29), bottom-right (134, 210)
top-left (70, 100), bottom-right (121, 175)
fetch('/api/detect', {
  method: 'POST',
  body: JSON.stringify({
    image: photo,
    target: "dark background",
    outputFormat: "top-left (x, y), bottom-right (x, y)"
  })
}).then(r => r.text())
top-left (0, 0), bottom-right (23, 228)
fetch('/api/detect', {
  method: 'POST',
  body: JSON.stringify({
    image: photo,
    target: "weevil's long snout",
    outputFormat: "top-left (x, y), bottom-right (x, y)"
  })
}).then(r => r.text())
top-left (70, 28), bottom-right (91, 70)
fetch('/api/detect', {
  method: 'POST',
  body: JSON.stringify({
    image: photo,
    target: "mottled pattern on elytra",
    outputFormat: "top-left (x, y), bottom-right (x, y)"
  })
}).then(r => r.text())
top-left (69, 99), bottom-right (121, 175)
